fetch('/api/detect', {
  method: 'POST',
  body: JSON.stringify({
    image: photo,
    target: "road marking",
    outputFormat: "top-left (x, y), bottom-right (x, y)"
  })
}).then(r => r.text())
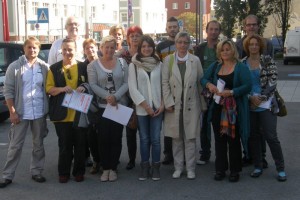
top-left (0, 143), bottom-right (8, 146)
top-left (288, 74), bottom-right (300, 77)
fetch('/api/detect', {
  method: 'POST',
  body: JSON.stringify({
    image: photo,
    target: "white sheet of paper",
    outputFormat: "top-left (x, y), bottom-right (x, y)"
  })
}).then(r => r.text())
top-left (62, 90), bottom-right (93, 113)
top-left (252, 93), bottom-right (272, 109)
top-left (214, 78), bottom-right (225, 104)
top-left (102, 104), bottom-right (134, 126)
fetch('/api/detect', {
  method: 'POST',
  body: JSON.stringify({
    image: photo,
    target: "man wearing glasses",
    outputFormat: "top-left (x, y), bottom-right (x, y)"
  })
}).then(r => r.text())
top-left (236, 14), bottom-right (273, 59)
top-left (48, 16), bottom-right (85, 65)
top-left (236, 14), bottom-right (273, 168)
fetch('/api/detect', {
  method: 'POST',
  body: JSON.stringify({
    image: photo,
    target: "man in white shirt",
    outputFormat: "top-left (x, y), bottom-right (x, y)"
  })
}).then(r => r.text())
top-left (48, 16), bottom-right (85, 65)
top-left (0, 37), bottom-right (49, 188)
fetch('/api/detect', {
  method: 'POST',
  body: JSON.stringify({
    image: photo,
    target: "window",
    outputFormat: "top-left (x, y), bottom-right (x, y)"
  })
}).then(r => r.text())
top-left (184, 2), bottom-right (190, 9)
top-left (120, 12), bottom-right (133, 23)
top-left (113, 11), bottom-right (118, 22)
top-left (53, 4), bottom-right (58, 17)
top-left (32, 2), bottom-right (39, 15)
top-left (79, 6), bottom-right (84, 18)
top-left (42, 3), bottom-right (49, 8)
top-left (20, 0), bottom-right (25, 15)
top-left (64, 5), bottom-right (68, 17)
top-left (91, 6), bottom-right (96, 18)
top-left (172, 3), bottom-right (178, 9)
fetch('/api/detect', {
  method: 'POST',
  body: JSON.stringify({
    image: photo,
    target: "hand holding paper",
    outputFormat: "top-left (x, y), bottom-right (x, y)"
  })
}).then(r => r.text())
top-left (214, 78), bottom-right (225, 104)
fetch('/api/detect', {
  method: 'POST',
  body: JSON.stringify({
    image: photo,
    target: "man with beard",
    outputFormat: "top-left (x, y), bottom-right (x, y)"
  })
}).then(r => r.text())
top-left (156, 17), bottom-right (180, 165)
top-left (194, 20), bottom-right (221, 165)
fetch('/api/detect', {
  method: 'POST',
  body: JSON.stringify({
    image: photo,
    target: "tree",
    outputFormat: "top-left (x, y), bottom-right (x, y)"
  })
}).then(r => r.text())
top-left (213, 0), bottom-right (243, 38)
top-left (266, 0), bottom-right (293, 44)
top-left (177, 12), bottom-right (198, 37)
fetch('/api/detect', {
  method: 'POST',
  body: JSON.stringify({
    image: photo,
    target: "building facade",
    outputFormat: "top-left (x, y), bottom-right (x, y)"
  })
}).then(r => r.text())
top-left (6, 0), bottom-right (166, 43)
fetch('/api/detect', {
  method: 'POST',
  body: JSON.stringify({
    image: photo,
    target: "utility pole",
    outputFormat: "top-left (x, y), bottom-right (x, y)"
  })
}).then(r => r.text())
top-left (24, 0), bottom-right (28, 39)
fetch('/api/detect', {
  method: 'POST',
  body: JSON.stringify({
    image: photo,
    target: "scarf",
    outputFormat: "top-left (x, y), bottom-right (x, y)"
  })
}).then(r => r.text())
top-left (176, 51), bottom-right (188, 62)
top-left (131, 53), bottom-right (158, 72)
top-left (220, 96), bottom-right (237, 138)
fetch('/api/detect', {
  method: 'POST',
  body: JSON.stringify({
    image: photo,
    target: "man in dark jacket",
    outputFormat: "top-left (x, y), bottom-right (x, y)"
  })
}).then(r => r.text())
top-left (194, 20), bottom-right (221, 165)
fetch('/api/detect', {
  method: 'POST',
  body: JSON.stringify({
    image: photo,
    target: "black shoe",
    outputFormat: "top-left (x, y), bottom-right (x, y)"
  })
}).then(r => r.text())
top-left (126, 161), bottom-right (135, 170)
top-left (229, 172), bottom-right (240, 182)
top-left (242, 157), bottom-right (252, 167)
top-left (0, 179), bottom-right (12, 188)
top-left (262, 158), bottom-right (268, 169)
top-left (250, 169), bottom-right (263, 178)
top-left (214, 171), bottom-right (226, 181)
top-left (162, 155), bottom-right (173, 165)
top-left (32, 175), bottom-right (46, 183)
top-left (85, 157), bottom-right (93, 167)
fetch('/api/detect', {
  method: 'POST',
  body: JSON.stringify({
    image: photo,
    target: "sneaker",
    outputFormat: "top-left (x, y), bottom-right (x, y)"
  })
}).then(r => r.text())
top-left (277, 171), bottom-right (287, 182)
top-left (109, 170), bottom-right (117, 182)
top-left (187, 171), bottom-right (196, 180)
top-left (172, 170), bottom-right (182, 179)
top-left (196, 159), bottom-right (207, 165)
top-left (250, 169), bottom-right (263, 178)
top-left (100, 170), bottom-right (109, 182)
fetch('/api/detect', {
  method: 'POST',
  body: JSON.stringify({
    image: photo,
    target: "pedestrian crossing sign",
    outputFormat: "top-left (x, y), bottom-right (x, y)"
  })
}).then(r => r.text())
top-left (37, 8), bottom-right (49, 23)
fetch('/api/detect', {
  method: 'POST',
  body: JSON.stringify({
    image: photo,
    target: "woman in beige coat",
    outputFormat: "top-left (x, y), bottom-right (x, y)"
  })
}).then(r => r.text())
top-left (162, 31), bottom-right (206, 179)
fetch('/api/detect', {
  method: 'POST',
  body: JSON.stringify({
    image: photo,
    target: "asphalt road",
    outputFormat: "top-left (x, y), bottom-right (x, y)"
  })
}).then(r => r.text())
top-left (0, 59), bottom-right (299, 200)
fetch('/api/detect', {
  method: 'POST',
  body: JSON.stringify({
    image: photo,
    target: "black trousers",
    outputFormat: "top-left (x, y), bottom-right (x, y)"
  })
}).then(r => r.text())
top-left (200, 110), bottom-right (211, 159)
top-left (163, 136), bottom-right (173, 157)
top-left (212, 105), bottom-right (242, 173)
top-left (87, 124), bottom-right (100, 163)
top-left (97, 109), bottom-right (123, 170)
top-left (126, 126), bottom-right (137, 163)
top-left (54, 122), bottom-right (87, 176)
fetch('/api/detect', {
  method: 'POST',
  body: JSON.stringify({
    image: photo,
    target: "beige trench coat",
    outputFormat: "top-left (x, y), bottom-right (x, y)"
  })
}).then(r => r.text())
top-left (162, 52), bottom-right (206, 140)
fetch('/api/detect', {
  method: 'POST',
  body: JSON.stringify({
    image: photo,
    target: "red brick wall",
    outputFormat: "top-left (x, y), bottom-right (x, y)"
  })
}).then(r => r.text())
top-left (165, 0), bottom-right (210, 18)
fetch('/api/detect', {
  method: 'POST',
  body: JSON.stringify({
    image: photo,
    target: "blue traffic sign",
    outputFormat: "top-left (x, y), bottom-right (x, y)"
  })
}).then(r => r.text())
top-left (37, 8), bottom-right (49, 23)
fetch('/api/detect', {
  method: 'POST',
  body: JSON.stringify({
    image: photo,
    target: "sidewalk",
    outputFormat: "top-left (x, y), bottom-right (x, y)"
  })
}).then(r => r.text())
top-left (277, 80), bottom-right (300, 102)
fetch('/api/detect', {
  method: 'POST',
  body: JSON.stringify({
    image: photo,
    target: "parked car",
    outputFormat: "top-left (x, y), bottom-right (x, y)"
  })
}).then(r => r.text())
top-left (270, 36), bottom-right (283, 55)
top-left (0, 42), bottom-right (51, 122)
top-left (283, 30), bottom-right (300, 65)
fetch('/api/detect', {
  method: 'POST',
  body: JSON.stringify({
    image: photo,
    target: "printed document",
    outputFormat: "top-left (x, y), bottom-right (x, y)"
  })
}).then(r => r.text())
top-left (62, 90), bottom-right (93, 113)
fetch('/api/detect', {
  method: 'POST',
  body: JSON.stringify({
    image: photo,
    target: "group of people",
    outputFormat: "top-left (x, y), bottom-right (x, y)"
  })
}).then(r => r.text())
top-left (0, 14), bottom-right (287, 188)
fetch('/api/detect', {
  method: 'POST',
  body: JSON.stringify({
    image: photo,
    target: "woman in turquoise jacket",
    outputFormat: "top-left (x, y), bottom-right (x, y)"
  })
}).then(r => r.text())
top-left (200, 40), bottom-right (252, 182)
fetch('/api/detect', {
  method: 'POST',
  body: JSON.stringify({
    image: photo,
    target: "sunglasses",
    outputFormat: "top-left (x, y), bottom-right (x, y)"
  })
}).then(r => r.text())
top-left (66, 69), bottom-right (72, 80)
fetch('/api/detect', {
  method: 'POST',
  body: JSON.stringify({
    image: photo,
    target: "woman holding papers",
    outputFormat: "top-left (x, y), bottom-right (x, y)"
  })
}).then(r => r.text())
top-left (201, 39), bottom-right (251, 182)
top-left (46, 38), bottom-right (88, 183)
top-left (242, 34), bottom-right (286, 182)
top-left (162, 32), bottom-right (206, 180)
top-left (87, 35), bottom-right (128, 182)
top-left (128, 35), bottom-right (164, 181)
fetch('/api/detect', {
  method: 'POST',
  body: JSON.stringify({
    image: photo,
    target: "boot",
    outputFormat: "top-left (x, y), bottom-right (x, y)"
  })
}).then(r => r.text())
top-left (139, 162), bottom-right (150, 181)
top-left (152, 162), bottom-right (161, 181)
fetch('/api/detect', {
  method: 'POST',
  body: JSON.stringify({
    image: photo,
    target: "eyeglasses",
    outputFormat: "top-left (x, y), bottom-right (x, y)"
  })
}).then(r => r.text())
top-left (66, 69), bottom-right (72, 80)
top-left (67, 22), bottom-right (79, 27)
top-left (246, 23), bottom-right (258, 27)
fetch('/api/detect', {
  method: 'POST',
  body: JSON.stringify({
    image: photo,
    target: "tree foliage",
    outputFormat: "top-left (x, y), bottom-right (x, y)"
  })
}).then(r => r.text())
top-left (177, 12), bottom-right (198, 37)
top-left (265, 0), bottom-right (293, 44)
top-left (214, 0), bottom-right (272, 37)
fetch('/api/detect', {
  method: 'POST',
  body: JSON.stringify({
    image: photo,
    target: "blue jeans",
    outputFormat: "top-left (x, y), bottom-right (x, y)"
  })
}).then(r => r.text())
top-left (137, 113), bottom-right (163, 163)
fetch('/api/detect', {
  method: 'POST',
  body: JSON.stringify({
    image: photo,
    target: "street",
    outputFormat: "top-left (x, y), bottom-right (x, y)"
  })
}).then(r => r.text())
top-left (0, 60), bottom-right (300, 200)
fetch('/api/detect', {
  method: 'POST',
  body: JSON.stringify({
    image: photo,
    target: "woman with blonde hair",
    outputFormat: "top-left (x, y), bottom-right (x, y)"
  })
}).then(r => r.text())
top-left (201, 39), bottom-right (251, 182)
top-left (87, 35), bottom-right (128, 182)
